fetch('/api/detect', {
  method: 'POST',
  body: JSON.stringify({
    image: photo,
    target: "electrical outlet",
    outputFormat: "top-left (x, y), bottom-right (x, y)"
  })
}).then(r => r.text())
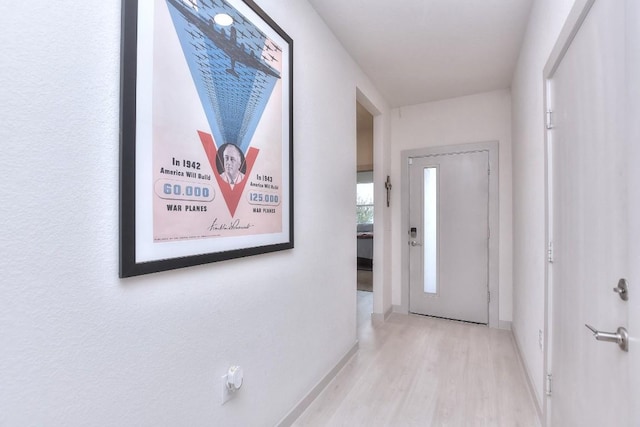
top-left (221, 366), bottom-right (244, 405)
top-left (221, 374), bottom-right (235, 405)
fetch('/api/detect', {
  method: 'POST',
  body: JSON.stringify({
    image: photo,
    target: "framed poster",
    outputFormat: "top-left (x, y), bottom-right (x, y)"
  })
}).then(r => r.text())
top-left (120, 0), bottom-right (293, 277)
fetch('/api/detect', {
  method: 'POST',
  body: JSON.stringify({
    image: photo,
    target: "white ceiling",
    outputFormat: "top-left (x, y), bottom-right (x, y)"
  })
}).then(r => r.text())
top-left (307, 0), bottom-right (534, 108)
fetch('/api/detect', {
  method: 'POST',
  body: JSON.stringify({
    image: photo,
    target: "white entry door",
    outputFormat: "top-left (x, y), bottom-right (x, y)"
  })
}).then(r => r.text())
top-left (408, 151), bottom-right (489, 324)
top-left (546, 0), bottom-right (639, 425)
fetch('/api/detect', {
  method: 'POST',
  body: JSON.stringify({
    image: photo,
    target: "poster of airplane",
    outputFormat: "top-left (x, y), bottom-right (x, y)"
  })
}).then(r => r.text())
top-left (119, 0), bottom-right (293, 277)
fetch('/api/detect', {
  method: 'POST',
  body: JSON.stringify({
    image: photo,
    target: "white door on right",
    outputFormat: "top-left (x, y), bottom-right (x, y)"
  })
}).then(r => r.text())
top-left (547, 0), bottom-right (639, 425)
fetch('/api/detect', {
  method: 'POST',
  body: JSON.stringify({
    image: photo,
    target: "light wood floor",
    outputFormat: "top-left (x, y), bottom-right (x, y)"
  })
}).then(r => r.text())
top-left (293, 292), bottom-right (540, 427)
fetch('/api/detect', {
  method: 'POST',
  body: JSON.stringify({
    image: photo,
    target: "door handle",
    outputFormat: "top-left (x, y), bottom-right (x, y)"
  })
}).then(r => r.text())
top-left (585, 324), bottom-right (629, 352)
top-left (410, 241), bottom-right (422, 247)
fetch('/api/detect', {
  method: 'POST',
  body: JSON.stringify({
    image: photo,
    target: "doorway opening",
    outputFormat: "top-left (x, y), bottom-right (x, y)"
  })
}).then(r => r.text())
top-left (400, 142), bottom-right (500, 328)
top-left (356, 101), bottom-right (374, 329)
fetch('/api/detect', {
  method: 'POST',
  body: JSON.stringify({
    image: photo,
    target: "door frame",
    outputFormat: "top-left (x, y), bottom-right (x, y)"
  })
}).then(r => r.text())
top-left (400, 141), bottom-right (500, 328)
top-left (356, 88), bottom-right (387, 322)
top-left (543, 0), bottom-right (595, 423)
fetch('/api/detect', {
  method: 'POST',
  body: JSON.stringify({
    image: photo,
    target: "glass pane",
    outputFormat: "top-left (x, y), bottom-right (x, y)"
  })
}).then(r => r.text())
top-left (356, 206), bottom-right (374, 224)
top-left (356, 183), bottom-right (374, 224)
top-left (356, 182), bottom-right (374, 205)
top-left (424, 168), bottom-right (437, 294)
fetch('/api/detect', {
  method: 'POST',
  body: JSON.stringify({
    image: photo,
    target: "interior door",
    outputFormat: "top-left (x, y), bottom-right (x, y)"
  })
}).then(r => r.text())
top-left (408, 151), bottom-right (489, 324)
top-left (547, 0), bottom-right (637, 425)
top-left (627, 3), bottom-right (640, 425)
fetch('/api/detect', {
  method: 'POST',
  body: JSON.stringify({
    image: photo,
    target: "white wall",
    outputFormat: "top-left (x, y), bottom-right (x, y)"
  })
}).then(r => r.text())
top-left (389, 89), bottom-right (513, 323)
top-left (510, 0), bottom-right (574, 409)
top-left (356, 103), bottom-right (374, 171)
top-left (0, 1), bottom-right (389, 425)
top-left (356, 126), bottom-right (374, 171)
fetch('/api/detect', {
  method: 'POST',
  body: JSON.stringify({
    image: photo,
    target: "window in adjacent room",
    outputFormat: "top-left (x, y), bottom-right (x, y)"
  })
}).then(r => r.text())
top-left (356, 181), bottom-right (374, 224)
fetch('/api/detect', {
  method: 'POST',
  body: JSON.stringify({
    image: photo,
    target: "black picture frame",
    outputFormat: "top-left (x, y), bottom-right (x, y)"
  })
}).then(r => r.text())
top-left (120, 0), bottom-right (293, 278)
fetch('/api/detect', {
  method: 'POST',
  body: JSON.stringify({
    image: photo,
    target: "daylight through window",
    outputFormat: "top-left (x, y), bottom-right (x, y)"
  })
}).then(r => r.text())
top-left (356, 182), bottom-right (374, 224)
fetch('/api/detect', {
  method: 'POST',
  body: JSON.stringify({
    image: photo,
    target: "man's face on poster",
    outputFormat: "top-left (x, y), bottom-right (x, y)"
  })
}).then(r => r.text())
top-left (223, 145), bottom-right (241, 180)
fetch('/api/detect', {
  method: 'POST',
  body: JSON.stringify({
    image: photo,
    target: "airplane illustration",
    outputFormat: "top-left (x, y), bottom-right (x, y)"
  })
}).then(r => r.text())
top-left (166, 0), bottom-right (280, 79)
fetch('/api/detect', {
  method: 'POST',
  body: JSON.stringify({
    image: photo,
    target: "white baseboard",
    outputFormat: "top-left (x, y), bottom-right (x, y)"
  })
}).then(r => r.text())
top-left (392, 304), bottom-right (407, 314)
top-left (277, 341), bottom-right (358, 426)
top-left (371, 306), bottom-right (393, 324)
top-left (511, 324), bottom-right (544, 424)
top-left (499, 320), bottom-right (512, 330)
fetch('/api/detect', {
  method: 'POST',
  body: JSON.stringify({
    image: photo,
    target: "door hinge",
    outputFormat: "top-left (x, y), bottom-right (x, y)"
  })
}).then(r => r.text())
top-left (547, 241), bottom-right (554, 263)
top-left (488, 291), bottom-right (490, 303)
top-left (546, 110), bottom-right (554, 129)
top-left (546, 373), bottom-right (553, 397)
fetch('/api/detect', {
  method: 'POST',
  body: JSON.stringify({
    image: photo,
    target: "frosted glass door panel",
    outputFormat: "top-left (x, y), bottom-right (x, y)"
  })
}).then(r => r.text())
top-left (423, 167), bottom-right (437, 294)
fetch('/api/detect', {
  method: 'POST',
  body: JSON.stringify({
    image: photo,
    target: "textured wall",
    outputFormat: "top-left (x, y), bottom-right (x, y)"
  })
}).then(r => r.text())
top-left (0, 1), bottom-right (389, 425)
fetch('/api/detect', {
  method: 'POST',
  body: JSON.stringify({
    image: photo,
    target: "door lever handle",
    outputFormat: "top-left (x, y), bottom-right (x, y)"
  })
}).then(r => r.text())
top-left (585, 324), bottom-right (629, 352)
top-left (410, 241), bottom-right (422, 247)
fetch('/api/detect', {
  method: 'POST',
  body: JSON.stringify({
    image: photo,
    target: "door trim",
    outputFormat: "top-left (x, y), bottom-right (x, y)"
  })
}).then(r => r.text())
top-left (400, 141), bottom-right (500, 328)
top-left (543, 0), bottom-right (596, 424)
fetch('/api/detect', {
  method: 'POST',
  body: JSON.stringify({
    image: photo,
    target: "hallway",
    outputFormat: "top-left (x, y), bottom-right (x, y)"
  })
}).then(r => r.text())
top-left (9, 1), bottom-right (640, 425)
top-left (294, 292), bottom-right (539, 426)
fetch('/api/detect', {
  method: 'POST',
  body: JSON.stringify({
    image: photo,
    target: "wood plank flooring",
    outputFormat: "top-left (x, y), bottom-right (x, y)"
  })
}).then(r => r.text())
top-left (293, 292), bottom-right (540, 427)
